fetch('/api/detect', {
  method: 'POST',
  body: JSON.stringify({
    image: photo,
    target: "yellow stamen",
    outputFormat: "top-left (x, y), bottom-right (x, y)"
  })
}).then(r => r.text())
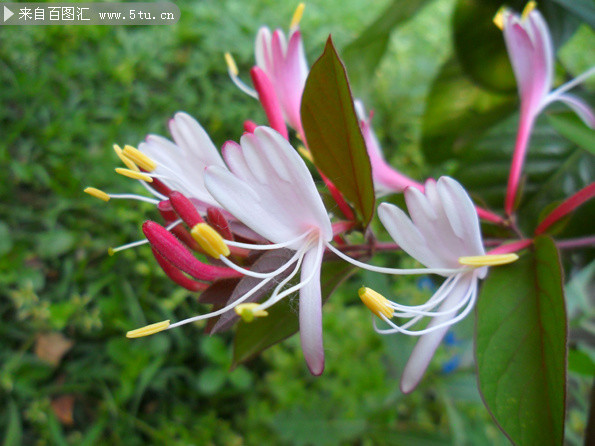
top-left (298, 146), bottom-right (313, 163)
top-left (115, 167), bottom-right (153, 183)
top-left (224, 52), bottom-right (239, 77)
top-left (122, 145), bottom-right (156, 172)
top-left (493, 6), bottom-right (507, 30)
top-left (113, 144), bottom-right (139, 171)
top-left (459, 253), bottom-right (519, 267)
top-left (290, 3), bottom-right (305, 29)
top-left (191, 223), bottom-right (230, 258)
top-left (522, 1), bottom-right (537, 20)
top-left (84, 187), bottom-right (110, 202)
top-left (126, 320), bottom-right (170, 338)
top-left (358, 287), bottom-right (394, 320)
top-left (107, 247), bottom-right (115, 256)
top-left (235, 303), bottom-right (268, 323)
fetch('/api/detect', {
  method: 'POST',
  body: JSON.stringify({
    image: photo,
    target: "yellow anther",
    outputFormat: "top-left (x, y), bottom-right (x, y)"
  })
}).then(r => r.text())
top-left (126, 320), bottom-right (170, 338)
top-left (358, 287), bottom-right (394, 320)
top-left (113, 144), bottom-right (139, 171)
top-left (298, 146), bottom-right (313, 163)
top-left (107, 247), bottom-right (115, 256)
top-left (115, 167), bottom-right (153, 183)
top-left (122, 145), bottom-right (156, 172)
top-left (224, 52), bottom-right (239, 76)
top-left (522, 1), bottom-right (537, 20)
top-left (290, 3), bottom-right (305, 29)
top-left (493, 6), bottom-right (506, 30)
top-left (459, 253), bottom-right (519, 267)
top-left (191, 223), bottom-right (230, 258)
top-left (84, 187), bottom-right (110, 202)
top-left (235, 303), bottom-right (268, 323)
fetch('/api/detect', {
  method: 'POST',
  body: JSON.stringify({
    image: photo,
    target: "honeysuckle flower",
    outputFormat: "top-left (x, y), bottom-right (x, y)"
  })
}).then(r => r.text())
top-left (254, 4), bottom-right (308, 134)
top-left (85, 112), bottom-right (227, 214)
top-left (127, 126), bottom-right (333, 376)
top-left (204, 126), bottom-right (333, 374)
top-left (137, 111), bottom-right (228, 212)
top-left (327, 177), bottom-right (518, 393)
top-left (354, 100), bottom-right (422, 195)
top-left (495, 2), bottom-right (595, 214)
top-left (353, 101), bottom-right (505, 224)
top-left (225, 4), bottom-right (307, 136)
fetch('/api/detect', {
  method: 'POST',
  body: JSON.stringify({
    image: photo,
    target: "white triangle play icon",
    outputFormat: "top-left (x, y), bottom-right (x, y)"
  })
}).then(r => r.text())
top-left (4, 6), bottom-right (14, 22)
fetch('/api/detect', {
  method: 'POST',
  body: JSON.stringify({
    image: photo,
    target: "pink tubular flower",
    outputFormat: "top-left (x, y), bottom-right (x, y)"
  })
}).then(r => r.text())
top-left (224, 4), bottom-right (308, 136)
top-left (354, 100), bottom-right (422, 195)
top-left (254, 21), bottom-right (308, 134)
top-left (496, 3), bottom-right (595, 214)
top-left (203, 126), bottom-right (333, 375)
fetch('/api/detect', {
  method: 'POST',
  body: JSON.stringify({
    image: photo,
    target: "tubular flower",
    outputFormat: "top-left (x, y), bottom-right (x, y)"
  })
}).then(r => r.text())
top-left (495, 2), bottom-right (595, 214)
top-left (84, 113), bottom-right (264, 297)
top-left (204, 126), bottom-right (332, 375)
top-left (354, 100), bottom-right (422, 195)
top-left (137, 112), bottom-right (228, 211)
top-left (127, 126), bottom-right (333, 376)
top-left (225, 4), bottom-right (308, 136)
top-left (342, 177), bottom-right (517, 393)
top-left (253, 4), bottom-right (308, 134)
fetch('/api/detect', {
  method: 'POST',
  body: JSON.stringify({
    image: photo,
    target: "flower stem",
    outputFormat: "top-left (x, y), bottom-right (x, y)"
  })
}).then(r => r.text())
top-left (556, 236), bottom-right (595, 250)
top-left (505, 113), bottom-right (536, 215)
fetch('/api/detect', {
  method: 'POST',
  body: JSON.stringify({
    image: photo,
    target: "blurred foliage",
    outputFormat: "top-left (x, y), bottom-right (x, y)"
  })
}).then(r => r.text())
top-left (0, 0), bottom-right (593, 444)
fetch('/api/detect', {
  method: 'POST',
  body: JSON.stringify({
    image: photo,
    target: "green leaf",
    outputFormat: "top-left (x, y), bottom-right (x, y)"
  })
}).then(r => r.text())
top-left (476, 236), bottom-right (567, 445)
top-left (547, 112), bottom-right (595, 154)
top-left (231, 260), bottom-right (356, 368)
top-left (552, 0), bottom-right (595, 29)
top-left (342, 0), bottom-right (430, 93)
top-left (453, 0), bottom-right (516, 93)
top-left (301, 37), bottom-right (375, 227)
top-left (420, 57), bottom-right (517, 165)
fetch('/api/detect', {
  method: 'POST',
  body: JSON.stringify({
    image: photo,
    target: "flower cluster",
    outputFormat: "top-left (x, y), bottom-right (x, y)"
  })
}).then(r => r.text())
top-left (85, 3), bottom-right (593, 392)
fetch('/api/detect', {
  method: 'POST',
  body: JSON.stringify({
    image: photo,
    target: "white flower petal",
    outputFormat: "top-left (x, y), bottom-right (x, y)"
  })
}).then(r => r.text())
top-left (400, 275), bottom-right (476, 393)
top-left (255, 27), bottom-right (273, 74)
top-left (239, 133), bottom-right (271, 184)
top-left (299, 246), bottom-right (325, 376)
top-left (405, 184), bottom-right (461, 267)
top-left (169, 112), bottom-right (226, 169)
top-left (206, 129), bottom-right (333, 246)
top-left (252, 127), bottom-right (333, 241)
top-left (204, 165), bottom-right (299, 243)
top-left (222, 140), bottom-right (253, 182)
top-left (437, 177), bottom-right (485, 256)
top-left (377, 203), bottom-right (444, 270)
